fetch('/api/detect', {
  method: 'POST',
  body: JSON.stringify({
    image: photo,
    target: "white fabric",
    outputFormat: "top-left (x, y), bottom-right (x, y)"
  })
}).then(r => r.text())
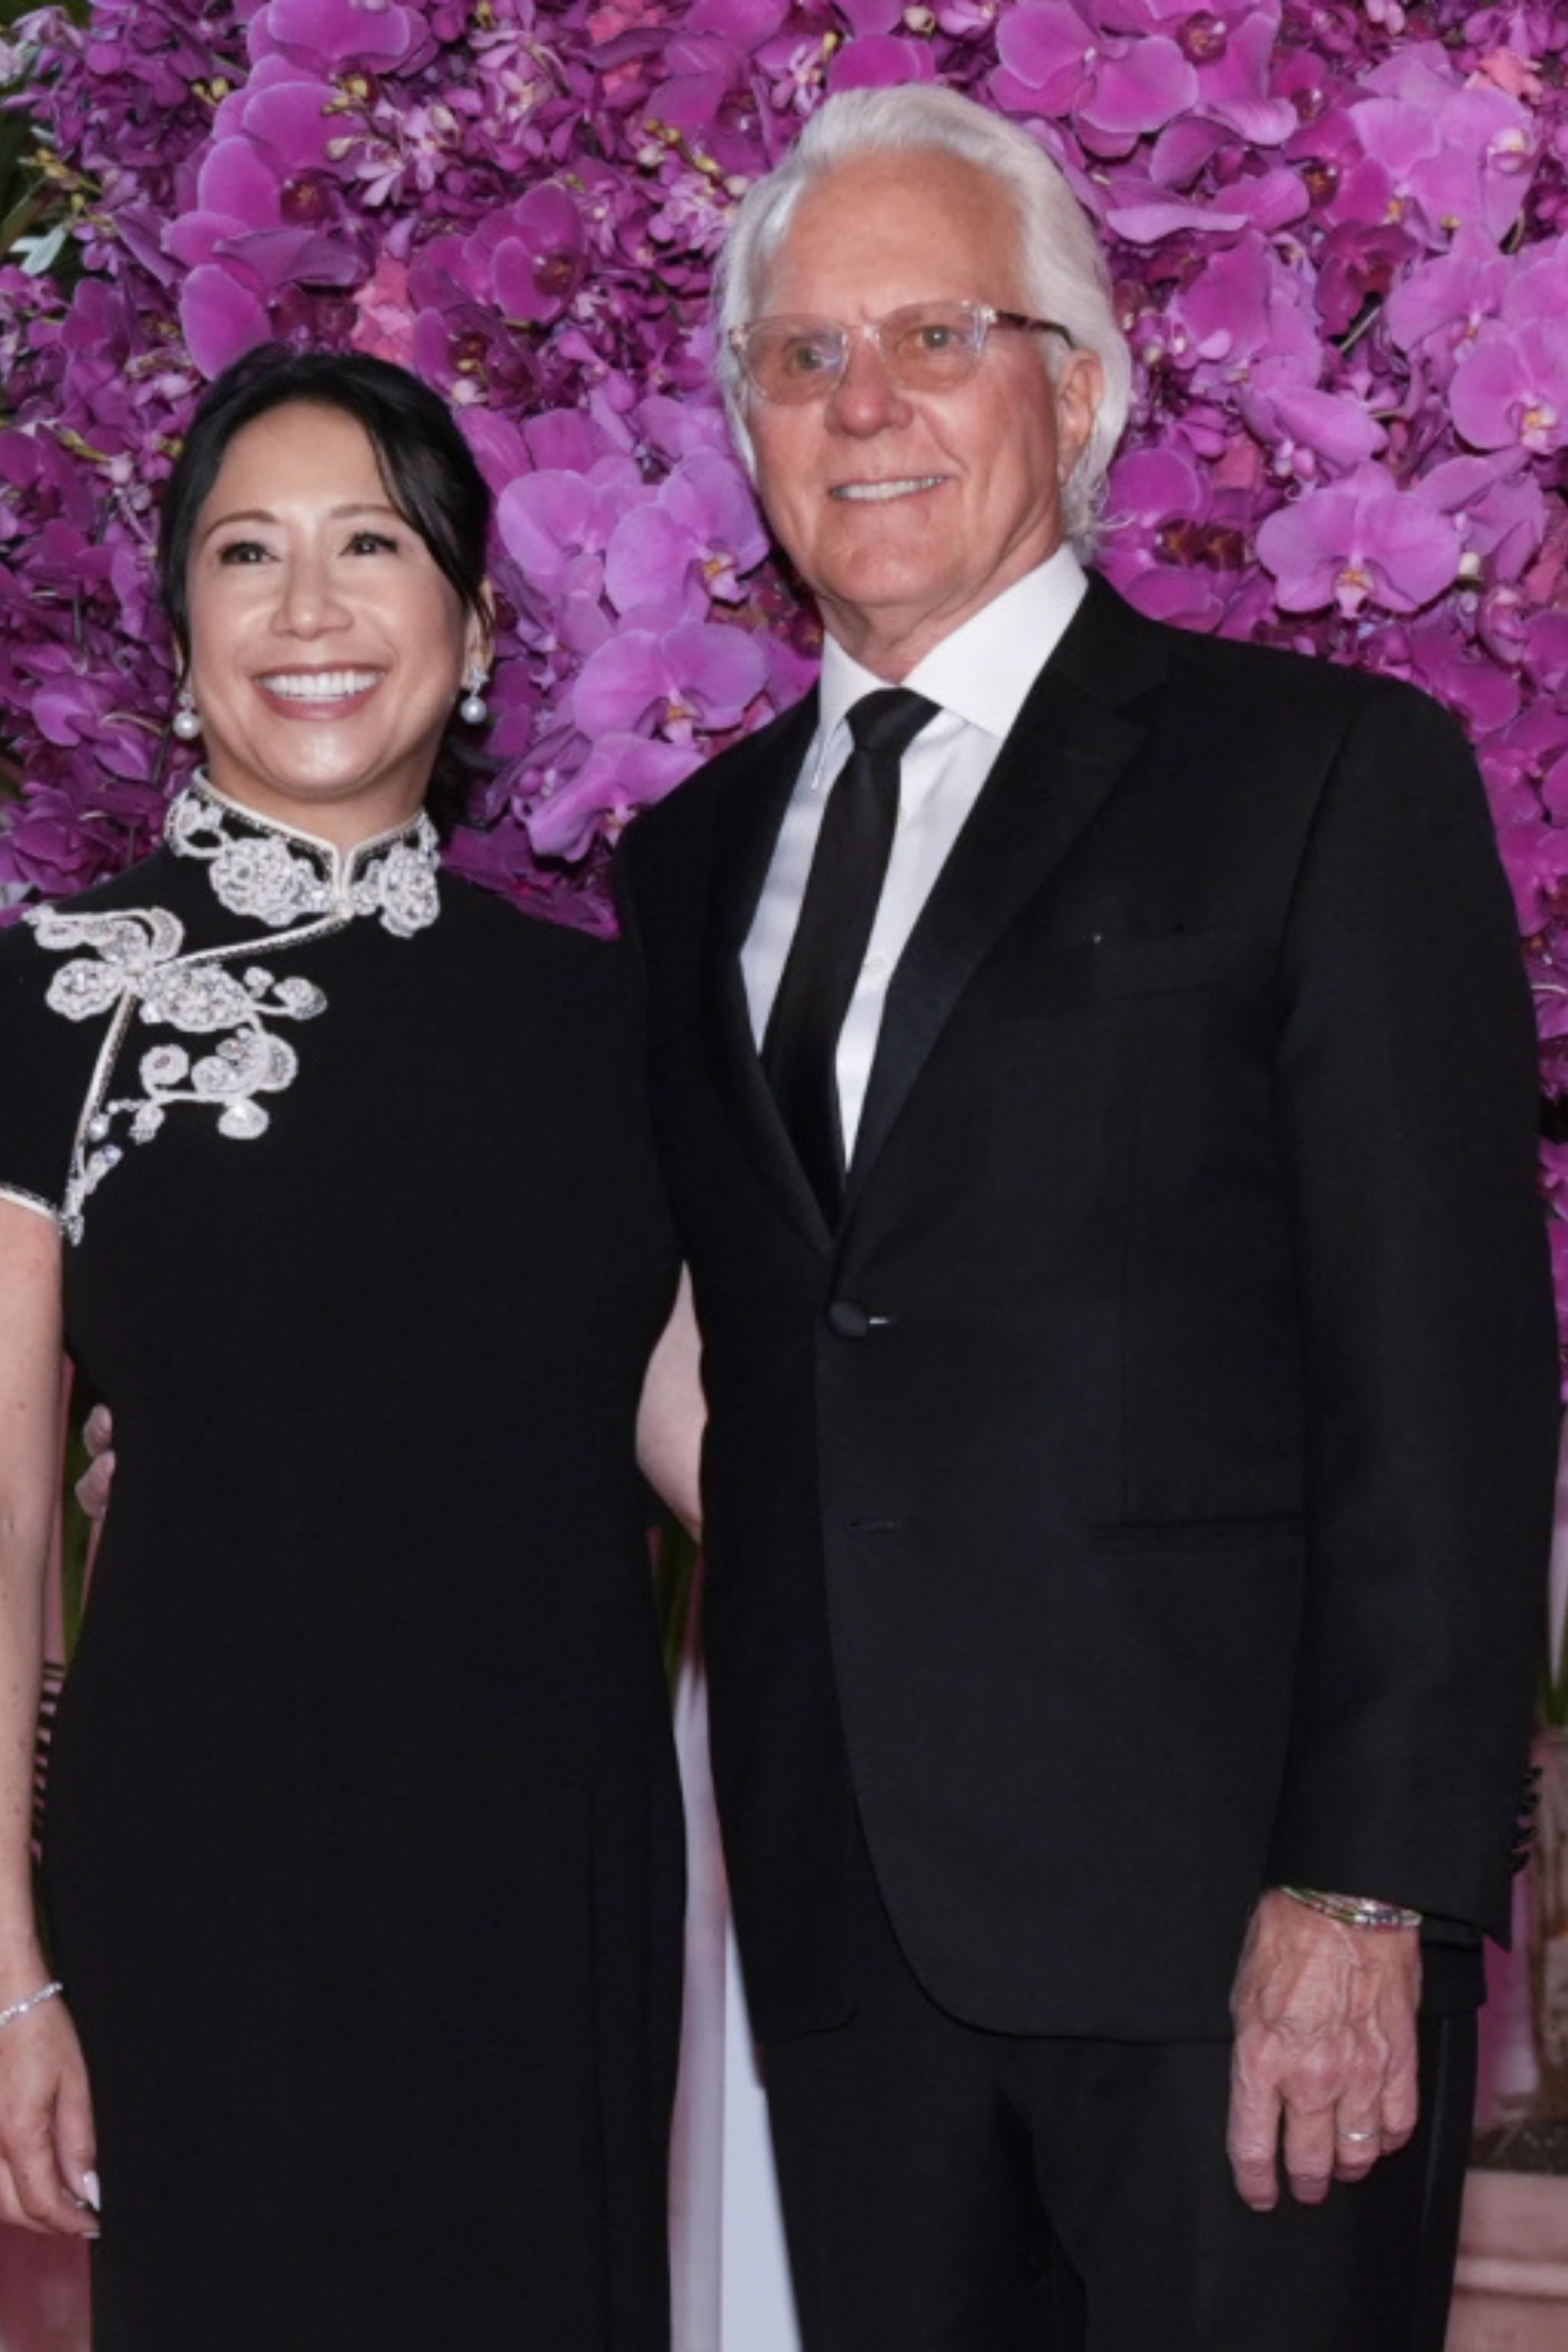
top-left (670, 1662), bottom-right (803, 2352)
top-left (719, 1917), bottom-right (803, 2352)
top-left (742, 547), bottom-right (1088, 1155)
top-left (669, 1664), bottom-right (727, 2350)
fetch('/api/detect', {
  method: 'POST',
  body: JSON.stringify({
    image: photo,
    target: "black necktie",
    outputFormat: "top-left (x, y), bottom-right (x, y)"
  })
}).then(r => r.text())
top-left (762, 687), bottom-right (937, 1217)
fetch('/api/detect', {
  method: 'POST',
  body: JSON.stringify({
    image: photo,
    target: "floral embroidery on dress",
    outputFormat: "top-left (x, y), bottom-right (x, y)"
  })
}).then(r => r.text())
top-left (28, 783), bottom-right (441, 1242)
top-left (166, 783), bottom-right (440, 938)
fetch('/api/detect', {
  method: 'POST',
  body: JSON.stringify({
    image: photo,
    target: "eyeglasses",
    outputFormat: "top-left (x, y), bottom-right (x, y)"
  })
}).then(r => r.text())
top-left (727, 300), bottom-right (1077, 405)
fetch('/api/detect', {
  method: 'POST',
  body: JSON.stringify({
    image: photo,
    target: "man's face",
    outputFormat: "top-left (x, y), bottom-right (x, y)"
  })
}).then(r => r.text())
top-left (745, 149), bottom-right (1104, 678)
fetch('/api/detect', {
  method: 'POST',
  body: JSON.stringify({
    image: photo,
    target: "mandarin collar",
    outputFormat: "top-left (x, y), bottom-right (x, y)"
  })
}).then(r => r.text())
top-left (164, 776), bottom-right (442, 939)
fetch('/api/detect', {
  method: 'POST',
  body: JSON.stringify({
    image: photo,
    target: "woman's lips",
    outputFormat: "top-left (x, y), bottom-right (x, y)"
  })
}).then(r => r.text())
top-left (255, 667), bottom-right (385, 716)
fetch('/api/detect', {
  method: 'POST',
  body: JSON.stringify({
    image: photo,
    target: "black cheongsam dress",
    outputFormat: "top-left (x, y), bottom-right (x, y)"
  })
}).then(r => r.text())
top-left (0, 779), bottom-right (684, 2350)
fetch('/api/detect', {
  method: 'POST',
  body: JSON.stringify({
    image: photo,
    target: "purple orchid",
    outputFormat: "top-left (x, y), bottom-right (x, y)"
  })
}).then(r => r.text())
top-left (603, 451), bottom-right (770, 625)
top-left (497, 458), bottom-right (647, 602)
top-left (1099, 443), bottom-right (1234, 629)
top-left (829, 34), bottom-right (939, 88)
top-left (1163, 234), bottom-right (1317, 391)
top-left (522, 730), bottom-right (700, 862)
top-left (1451, 319), bottom-right (1568, 460)
top-left (571, 617), bottom-right (770, 743)
top-left (1254, 464), bottom-right (1460, 616)
top-left (1419, 455), bottom-right (1547, 586)
top-left (8, 0), bottom-right (1568, 1346)
top-left (259, 0), bottom-right (424, 73)
top-left (458, 185), bottom-right (589, 327)
top-left (1335, 65), bottom-right (1534, 249)
top-left (1380, 611), bottom-right (1524, 738)
top-left (992, 2), bottom-right (1198, 159)
top-left (1098, 0), bottom-right (1295, 146)
top-left (1383, 227), bottom-right (1511, 386)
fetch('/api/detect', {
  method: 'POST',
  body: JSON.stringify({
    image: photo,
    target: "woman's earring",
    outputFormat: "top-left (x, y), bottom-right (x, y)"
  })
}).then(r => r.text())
top-left (173, 684), bottom-right (202, 742)
top-left (458, 666), bottom-right (489, 727)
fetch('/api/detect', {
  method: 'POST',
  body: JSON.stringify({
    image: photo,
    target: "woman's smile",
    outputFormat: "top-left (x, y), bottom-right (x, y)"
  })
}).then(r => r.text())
top-left (254, 666), bottom-right (387, 707)
top-left (184, 401), bottom-right (483, 847)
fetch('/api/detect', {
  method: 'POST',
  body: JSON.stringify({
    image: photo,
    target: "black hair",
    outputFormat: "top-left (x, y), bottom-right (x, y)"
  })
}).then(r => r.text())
top-left (158, 345), bottom-right (493, 833)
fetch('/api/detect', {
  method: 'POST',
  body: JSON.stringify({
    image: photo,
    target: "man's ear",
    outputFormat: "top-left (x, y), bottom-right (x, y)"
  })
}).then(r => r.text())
top-left (1055, 349), bottom-right (1104, 485)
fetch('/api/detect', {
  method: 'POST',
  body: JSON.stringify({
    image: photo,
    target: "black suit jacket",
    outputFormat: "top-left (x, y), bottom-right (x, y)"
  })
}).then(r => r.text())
top-left (619, 576), bottom-right (1560, 2043)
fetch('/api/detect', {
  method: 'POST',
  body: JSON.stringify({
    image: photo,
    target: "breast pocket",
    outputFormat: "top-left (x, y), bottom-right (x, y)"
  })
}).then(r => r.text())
top-left (997, 931), bottom-right (1269, 1025)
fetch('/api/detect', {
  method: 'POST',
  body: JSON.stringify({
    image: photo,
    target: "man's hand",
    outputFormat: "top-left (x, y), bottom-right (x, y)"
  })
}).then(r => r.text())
top-left (74, 1404), bottom-right (114, 1524)
top-left (1227, 1888), bottom-right (1420, 2212)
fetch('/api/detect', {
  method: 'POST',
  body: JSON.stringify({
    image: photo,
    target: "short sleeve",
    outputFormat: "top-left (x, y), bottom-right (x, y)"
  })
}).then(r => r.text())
top-left (0, 916), bottom-right (101, 1227)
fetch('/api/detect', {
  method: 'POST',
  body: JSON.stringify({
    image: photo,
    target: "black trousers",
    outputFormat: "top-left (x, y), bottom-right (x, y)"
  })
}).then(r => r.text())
top-left (761, 1842), bottom-right (1477, 2351)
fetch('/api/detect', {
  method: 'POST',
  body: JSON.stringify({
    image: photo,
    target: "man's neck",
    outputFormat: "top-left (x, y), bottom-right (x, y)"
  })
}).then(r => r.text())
top-left (819, 541), bottom-right (1080, 682)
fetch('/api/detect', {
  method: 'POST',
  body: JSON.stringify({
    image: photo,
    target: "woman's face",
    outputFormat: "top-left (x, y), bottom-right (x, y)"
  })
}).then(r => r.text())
top-left (183, 402), bottom-right (485, 845)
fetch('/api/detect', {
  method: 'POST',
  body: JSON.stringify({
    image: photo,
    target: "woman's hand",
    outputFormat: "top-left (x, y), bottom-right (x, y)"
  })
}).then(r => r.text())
top-left (0, 1206), bottom-right (91, 2237)
top-left (0, 1986), bottom-right (98, 2237)
top-left (75, 1402), bottom-right (115, 1524)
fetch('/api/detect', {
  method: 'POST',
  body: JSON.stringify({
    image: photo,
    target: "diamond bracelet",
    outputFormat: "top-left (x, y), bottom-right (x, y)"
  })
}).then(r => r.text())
top-left (0, 1980), bottom-right (63, 2032)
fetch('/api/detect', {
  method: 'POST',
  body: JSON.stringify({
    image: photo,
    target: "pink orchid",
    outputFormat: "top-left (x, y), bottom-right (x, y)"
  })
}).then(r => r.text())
top-left (1383, 227), bottom-right (1510, 384)
top-left (570, 619), bottom-right (770, 743)
top-left (496, 458), bottom-right (646, 602)
top-left (259, 0), bottom-right (424, 72)
top-left (522, 732), bottom-right (701, 862)
top-left (829, 33), bottom-right (939, 88)
top-left (603, 451), bottom-right (769, 624)
top-left (992, 2), bottom-right (1198, 160)
top-left (1099, 443), bottom-right (1234, 628)
top-left (1254, 464), bottom-right (1460, 616)
top-left (5, 0), bottom-right (1568, 1357)
top-left (1337, 72), bottom-right (1533, 247)
top-left (1452, 320), bottom-right (1568, 458)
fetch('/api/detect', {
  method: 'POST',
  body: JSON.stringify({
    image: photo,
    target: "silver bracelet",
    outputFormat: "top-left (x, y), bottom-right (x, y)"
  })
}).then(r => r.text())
top-left (0, 1980), bottom-right (63, 2032)
top-left (1278, 1885), bottom-right (1422, 1932)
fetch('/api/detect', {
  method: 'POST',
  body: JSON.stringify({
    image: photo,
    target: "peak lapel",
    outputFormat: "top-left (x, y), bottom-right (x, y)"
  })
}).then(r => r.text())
top-left (847, 579), bottom-right (1162, 1207)
top-left (702, 692), bottom-right (836, 1254)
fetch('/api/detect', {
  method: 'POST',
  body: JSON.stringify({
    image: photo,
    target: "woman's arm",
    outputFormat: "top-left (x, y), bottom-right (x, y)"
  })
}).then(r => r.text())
top-left (636, 1266), bottom-right (704, 1541)
top-left (0, 1203), bottom-right (96, 2237)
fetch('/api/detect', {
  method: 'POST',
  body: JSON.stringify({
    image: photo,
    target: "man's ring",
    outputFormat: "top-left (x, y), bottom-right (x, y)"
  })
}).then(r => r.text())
top-left (1335, 2126), bottom-right (1380, 2143)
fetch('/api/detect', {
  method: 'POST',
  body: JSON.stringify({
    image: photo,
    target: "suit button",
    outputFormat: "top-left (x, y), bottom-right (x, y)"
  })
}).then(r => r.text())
top-left (826, 1299), bottom-right (872, 1340)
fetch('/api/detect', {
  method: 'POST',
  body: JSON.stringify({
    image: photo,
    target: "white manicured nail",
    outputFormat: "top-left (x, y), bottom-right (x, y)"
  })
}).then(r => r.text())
top-left (81, 2170), bottom-right (100, 2212)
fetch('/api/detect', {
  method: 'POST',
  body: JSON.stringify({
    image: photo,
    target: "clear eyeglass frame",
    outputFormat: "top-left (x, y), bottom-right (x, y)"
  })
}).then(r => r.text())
top-left (727, 299), bottom-right (1079, 405)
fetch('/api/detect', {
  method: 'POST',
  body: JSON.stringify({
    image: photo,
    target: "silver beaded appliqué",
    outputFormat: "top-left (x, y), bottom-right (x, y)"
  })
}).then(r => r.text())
top-left (165, 783), bottom-right (441, 939)
top-left (29, 782), bottom-right (442, 1242)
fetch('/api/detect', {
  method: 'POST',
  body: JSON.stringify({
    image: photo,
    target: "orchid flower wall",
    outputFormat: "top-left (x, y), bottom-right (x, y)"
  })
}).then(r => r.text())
top-left (2, 0), bottom-right (1568, 1343)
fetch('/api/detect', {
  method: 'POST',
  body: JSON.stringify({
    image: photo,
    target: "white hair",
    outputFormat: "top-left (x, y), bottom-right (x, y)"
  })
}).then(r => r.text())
top-left (713, 85), bottom-right (1132, 549)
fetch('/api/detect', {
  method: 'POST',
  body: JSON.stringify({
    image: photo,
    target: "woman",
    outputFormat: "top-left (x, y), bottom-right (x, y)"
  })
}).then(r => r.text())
top-left (0, 348), bottom-right (696, 2349)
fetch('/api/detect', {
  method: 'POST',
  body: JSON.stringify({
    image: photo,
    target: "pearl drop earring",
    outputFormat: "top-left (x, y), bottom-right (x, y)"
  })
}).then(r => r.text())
top-left (458, 666), bottom-right (489, 727)
top-left (173, 685), bottom-right (202, 742)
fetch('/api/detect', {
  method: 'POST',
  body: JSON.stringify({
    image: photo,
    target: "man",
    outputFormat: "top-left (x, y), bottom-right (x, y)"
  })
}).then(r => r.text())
top-left (618, 83), bottom-right (1560, 2350)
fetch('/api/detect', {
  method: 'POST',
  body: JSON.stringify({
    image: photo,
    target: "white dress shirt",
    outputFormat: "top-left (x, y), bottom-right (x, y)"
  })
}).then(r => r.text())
top-left (743, 545), bottom-right (1089, 1158)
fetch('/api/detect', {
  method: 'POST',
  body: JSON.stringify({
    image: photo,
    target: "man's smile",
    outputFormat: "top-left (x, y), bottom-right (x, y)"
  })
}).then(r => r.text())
top-left (828, 476), bottom-right (948, 503)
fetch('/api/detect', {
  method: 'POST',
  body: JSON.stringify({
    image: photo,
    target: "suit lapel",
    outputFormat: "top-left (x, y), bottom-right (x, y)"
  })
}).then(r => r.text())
top-left (847, 578), bottom-right (1163, 1205)
top-left (703, 692), bottom-right (836, 1253)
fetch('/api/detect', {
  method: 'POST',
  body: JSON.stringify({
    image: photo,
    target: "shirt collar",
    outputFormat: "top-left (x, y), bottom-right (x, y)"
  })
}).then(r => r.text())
top-left (817, 544), bottom-right (1089, 755)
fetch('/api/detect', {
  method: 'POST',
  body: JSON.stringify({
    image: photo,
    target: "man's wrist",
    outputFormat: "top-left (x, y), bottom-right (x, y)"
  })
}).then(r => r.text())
top-left (1276, 1884), bottom-right (1423, 1931)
